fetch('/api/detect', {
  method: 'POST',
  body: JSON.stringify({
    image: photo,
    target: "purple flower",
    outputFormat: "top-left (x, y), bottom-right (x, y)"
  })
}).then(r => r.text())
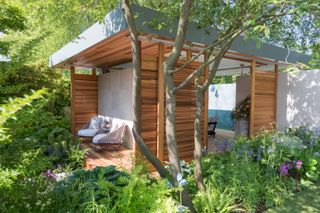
top-left (280, 164), bottom-right (289, 176)
top-left (296, 160), bottom-right (303, 170)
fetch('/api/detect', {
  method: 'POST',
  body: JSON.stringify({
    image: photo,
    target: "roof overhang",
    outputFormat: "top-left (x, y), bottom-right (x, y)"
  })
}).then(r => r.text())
top-left (49, 4), bottom-right (311, 68)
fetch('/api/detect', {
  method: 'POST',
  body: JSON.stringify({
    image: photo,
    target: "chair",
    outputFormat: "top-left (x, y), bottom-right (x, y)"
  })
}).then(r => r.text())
top-left (208, 117), bottom-right (218, 138)
top-left (77, 116), bottom-right (108, 138)
top-left (92, 123), bottom-right (127, 147)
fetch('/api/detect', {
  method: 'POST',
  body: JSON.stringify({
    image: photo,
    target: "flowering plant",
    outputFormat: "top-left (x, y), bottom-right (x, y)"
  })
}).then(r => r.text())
top-left (232, 96), bottom-right (250, 120)
top-left (279, 160), bottom-right (303, 179)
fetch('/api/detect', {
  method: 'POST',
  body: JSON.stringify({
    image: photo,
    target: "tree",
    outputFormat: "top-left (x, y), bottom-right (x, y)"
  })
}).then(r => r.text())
top-left (121, 0), bottom-right (168, 178)
top-left (0, 0), bottom-right (25, 56)
top-left (123, 0), bottom-right (319, 196)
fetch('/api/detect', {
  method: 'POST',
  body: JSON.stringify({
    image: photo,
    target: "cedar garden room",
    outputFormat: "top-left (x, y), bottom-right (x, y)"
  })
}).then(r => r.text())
top-left (49, 5), bottom-right (310, 169)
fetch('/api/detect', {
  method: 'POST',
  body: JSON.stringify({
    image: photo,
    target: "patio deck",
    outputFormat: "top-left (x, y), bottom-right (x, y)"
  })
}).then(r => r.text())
top-left (80, 142), bottom-right (134, 171)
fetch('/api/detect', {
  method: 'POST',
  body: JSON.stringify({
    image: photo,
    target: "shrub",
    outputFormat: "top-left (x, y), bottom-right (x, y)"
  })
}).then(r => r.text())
top-left (114, 166), bottom-right (177, 213)
top-left (46, 166), bottom-right (177, 213)
top-left (0, 88), bottom-right (82, 211)
top-left (194, 185), bottom-right (241, 213)
top-left (49, 166), bottom-right (128, 212)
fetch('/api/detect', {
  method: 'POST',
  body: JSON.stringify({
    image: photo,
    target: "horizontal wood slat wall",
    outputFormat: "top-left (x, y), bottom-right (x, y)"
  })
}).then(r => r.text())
top-left (139, 42), bottom-right (159, 165)
top-left (162, 59), bottom-right (206, 163)
top-left (71, 68), bottom-right (98, 135)
top-left (138, 42), bottom-right (207, 167)
top-left (251, 69), bottom-right (277, 135)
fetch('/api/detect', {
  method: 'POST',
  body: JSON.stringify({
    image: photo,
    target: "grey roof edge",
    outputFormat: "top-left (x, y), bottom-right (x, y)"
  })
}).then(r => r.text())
top-left (49, 4), bottom-right (311, 68)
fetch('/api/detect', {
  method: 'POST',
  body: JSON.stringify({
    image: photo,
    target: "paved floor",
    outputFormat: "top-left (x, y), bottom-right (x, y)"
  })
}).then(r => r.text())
top-left (207, 129), bottom-right (235, 153)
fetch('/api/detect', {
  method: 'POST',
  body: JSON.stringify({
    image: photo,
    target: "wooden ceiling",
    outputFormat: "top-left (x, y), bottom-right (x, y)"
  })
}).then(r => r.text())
top-left (64, 29), bottom-right (285, 70)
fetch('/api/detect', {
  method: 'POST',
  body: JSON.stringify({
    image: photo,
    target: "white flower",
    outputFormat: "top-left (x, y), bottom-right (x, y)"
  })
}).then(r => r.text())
top-left (176, 173), bottom-right (188, 187)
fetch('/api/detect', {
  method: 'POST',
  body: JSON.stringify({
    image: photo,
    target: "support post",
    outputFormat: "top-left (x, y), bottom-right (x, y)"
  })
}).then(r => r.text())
top-left (204, 53), bottom-right (209, 148)
top-left (249, 61), bottom-right (256, 136)
top-left (70, 66), bottom-right (76, 135)
top-left (157, 44), bottom-right (165, 161)
top-left (274, 64), bottom-right (278, 129)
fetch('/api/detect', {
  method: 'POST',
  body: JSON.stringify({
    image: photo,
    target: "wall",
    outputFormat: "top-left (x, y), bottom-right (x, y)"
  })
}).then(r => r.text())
top-left (277, 69), bottom-right (320, 130)
top-left (236, 75), bottom-right (251, 104)
top-left (98, 67), bottom-right (133, 120)
top-left (98, 66), bottom-right (134, 148)
top-left (208, 84), bottom-right (236, 130)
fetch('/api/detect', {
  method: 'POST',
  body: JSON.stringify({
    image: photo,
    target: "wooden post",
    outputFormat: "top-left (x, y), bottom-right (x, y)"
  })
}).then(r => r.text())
top-left (249, 61), bottom-right (256, 136)
top-left (157, 44), bottom-right (165, 161)
top-left (274, 64), bottom-right (278, 129)
top-left (187, 49), bottom-right (192, 60)
top-left (92, 68), bottom-right (98, 118)
top-left (70, 66), bottom-right (76, 135)
top-left (204, 53), bottom-right (209, 148)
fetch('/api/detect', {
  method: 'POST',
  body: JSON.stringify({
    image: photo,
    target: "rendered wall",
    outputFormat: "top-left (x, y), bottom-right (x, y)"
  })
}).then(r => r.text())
top-left (236, 75), bottom-right (251, 104)
top-left (208, 84), bottom-right (236, 130)
top-left (98, 67), bottom-right (134, 149)
top-left (277, 69), bottom-right (320, 130)
top-left (98, 68), bottom-right (133, 120)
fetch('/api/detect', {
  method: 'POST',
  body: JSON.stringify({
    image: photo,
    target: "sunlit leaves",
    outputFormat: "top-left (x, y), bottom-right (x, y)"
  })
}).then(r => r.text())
top-left (0, 0), bottom-right (25, 33)
top-left (0, 89), bottom-right (47, 144)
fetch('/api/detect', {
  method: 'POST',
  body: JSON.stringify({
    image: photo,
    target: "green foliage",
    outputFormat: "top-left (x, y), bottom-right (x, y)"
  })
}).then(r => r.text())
top-left (114, 166), bottom-right (175, 213)
top-left (0, 85), bottom-right (83, 210)
top-left (0, 0), bottom-right (26, 56)
top-left (0, 0), bottom-right (25, 33)
top-left (0, 61), bottom-right (68, 101)
top-left (174, 126), bottom-right (320, 212)
top-left (46, 166), bottom-right (177, 213)
top-left (49, 166), bottom-right (128, 212)
top-left (194, 185), bottom-right (241, 213)
top-left (0, 89), bottom-right (46, 143)
top-left (212, 76), bottom-right (236, 84)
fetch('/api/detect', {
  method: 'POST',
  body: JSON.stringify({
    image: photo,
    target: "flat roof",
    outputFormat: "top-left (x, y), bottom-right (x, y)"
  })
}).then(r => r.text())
top-left (49, 4), bottom-right (310, 68)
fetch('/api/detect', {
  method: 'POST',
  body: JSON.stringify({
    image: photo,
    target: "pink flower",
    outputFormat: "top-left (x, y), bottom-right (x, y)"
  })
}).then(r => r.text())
top-left (296, 160), bottom-right (303, 170)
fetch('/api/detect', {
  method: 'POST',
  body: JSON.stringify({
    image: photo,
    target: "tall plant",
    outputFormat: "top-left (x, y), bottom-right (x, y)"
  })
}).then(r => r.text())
top-left (0, 89), bottom-right (46, 144)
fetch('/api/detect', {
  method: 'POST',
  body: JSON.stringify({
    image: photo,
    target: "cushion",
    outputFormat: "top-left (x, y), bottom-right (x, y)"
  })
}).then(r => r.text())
top-left (89, 117), bottom-right (103, 129)
top-left (78, 128), bottom-right (99, 137)
top-left (93, 134), bottom-right (109, 144)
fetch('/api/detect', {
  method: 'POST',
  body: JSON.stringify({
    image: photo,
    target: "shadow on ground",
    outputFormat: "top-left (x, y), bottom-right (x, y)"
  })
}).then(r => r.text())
top-left (266, 184), bottom-right (320, 213)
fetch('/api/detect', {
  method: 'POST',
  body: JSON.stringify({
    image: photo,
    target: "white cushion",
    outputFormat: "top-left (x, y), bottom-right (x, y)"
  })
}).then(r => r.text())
top-left (92, 134), bottom-right (107, 144)
top-left (89, 117), bottom-right (103, 129)
top-left (78, 129), bottom-right (99, 137)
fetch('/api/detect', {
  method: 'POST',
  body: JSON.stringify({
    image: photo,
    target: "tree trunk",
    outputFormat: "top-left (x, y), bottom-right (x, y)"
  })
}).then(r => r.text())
top-left (194, 85), bottom-right (205, 190)
top-left (164, 63), bottom-right (181, 183)
top-left (122, 0), bottom-right (167, 178)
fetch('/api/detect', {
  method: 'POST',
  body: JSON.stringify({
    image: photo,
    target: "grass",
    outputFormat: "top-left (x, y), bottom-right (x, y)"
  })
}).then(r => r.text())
top-left (266, 184), bottom-right (320, 213)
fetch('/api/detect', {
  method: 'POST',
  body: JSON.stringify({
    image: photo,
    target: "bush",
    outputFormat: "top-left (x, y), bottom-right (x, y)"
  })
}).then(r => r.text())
top-left (0, 88), bottom-right (83, 211)
top-left (195, 126), bottom-right (320, 212)
top-left (45, 166), bottom-right (177, 213)
top-left (114, 167), bottom-right (177, 213)
top-left (0, 60), bottom-right (68, 103)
